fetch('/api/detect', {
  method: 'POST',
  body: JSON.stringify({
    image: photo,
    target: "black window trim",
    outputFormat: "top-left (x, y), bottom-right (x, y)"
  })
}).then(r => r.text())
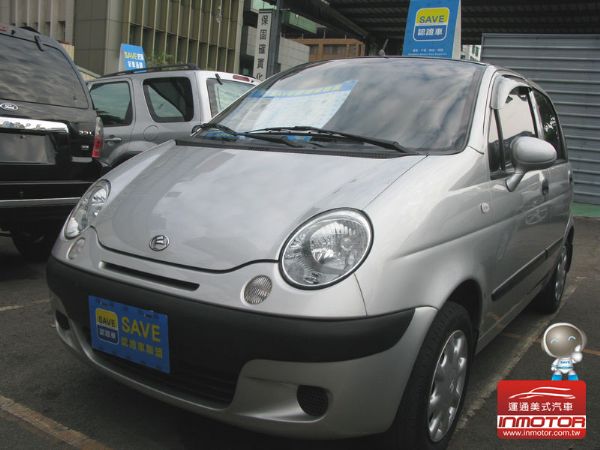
top-left (89, 80), bottom-right (134, 127)
top-left (142, 76), bottom-right (195, 124)
top-left (532, 88), bottom-right (568, 163)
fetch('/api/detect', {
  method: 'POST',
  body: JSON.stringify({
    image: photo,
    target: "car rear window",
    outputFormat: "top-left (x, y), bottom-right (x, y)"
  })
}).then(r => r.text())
top-left (0, 34), bottom-right (88, 109)
top-left (206, 79), bottom-right (254, 116)
top-left (143, 77), bottom-right (194, 123)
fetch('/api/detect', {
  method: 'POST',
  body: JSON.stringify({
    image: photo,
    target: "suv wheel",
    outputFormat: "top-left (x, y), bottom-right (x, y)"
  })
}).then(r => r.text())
top-left (532, 240), bottom-right (570, 314)
top-left (11, 223), bottom-right (60, 262)
top-left (380, 302), bottom-right (473, 450)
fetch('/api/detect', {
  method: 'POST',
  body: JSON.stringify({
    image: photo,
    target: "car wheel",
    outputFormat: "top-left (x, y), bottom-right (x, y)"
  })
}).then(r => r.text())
top-left (380, 302), bottom-right (473, 450)
top-left (11, 224), bottom-right (60, 262)
top-left (532, 240), bottom-right (570, 314)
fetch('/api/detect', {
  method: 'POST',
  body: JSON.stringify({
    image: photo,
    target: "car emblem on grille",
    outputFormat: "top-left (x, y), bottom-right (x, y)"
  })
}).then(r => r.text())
top-left (0, 103), bottom-right (18, 111)
top-left (149, 235), bottom-right (170, 251)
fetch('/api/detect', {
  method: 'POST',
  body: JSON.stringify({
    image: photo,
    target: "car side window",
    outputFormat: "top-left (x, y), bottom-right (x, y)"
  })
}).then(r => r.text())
top-left (89, 82), bottom-right (133, 127)
top-left (143, 77), bottom-right (194, 123)
top-left (497, 87), bottom-right (536, 172)
top-left (533, 91), bottom-right (565, 160)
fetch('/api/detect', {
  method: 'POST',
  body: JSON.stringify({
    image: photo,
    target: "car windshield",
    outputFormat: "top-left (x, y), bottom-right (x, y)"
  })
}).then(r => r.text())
top-left (212, 58), bottom-right (483, 152)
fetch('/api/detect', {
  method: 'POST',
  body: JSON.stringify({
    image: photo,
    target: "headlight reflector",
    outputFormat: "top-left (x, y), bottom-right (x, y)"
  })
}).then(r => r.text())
top-left (281, 209), bottom-right (372, 288)
top-left (65, 180), bottom-right (110, 239)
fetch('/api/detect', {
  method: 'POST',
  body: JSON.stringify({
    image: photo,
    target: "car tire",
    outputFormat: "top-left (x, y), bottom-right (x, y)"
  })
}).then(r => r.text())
top-left (11, 224), bottom-right (61, 262)
top-left (532, 240), bottom-right (570, 314)
top-left (379, 302), bottom-right (473, 450)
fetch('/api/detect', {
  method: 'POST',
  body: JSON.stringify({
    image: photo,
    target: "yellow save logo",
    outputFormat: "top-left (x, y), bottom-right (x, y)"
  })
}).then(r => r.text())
top-left (416, 7), bottom-right (449, 25)
top-left (95, 308), bottom-right (119, 344)
top-left (96, 309), bottom-right (118, 330)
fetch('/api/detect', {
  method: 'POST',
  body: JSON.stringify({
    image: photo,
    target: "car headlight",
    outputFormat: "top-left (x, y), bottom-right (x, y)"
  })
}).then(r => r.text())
top-left (64, 179), bottom-right (110, 239)
top-left (281, 209), bottom-right (373, 288)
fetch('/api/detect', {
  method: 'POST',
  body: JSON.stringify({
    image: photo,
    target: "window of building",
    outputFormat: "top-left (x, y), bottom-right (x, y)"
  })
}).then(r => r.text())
top-left (534, 90), bottom-right (565, 160)
top-left (143, 77), bottom-right (194, 122)
top-left (497, 86), bottom-right (536, 171)
top-left (90, 82), bottom-right (133, 126)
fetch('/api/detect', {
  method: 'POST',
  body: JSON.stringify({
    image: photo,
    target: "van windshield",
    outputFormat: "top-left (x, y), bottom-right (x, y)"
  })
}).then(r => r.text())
top-left (0, 34), bottom-right (88, 109)
top-left (214, 58), bottom-right (483, 152)
top-left (206, 78), bottom-right (254, 116)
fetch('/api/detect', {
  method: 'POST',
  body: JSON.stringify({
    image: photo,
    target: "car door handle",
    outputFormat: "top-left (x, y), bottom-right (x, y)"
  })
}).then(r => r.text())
top-left (541, 178), bottom-right (549, 196)
top-left (104, 136), bottom-right (122, 143)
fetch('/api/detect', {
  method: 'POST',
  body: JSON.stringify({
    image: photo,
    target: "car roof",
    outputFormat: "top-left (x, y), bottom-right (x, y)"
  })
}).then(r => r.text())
top-left (312, 56), bottom-right (550, 98)
top-left (0, 23), bottom-right (64, 50)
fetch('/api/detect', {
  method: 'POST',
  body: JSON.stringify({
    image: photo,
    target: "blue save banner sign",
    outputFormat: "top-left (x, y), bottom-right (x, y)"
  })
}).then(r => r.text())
top-left (402, 0), bottom-right (461, 59)
top-left (119, 43), bottom-right (146, 70)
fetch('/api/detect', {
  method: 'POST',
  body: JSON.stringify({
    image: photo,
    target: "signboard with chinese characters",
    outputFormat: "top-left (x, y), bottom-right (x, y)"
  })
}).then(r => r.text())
top-left (402, 0), bottom-right (461, 59)
top-left (253, 10), bottom-right (272, 81)
top-left (119, 43), bottom-right (146, 71)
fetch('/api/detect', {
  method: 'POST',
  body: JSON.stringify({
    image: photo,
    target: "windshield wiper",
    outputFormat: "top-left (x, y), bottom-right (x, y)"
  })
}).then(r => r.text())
top-left (247, 126), bottom-right (416, 154)
top-left (192, 123), bottom-right (304, 148)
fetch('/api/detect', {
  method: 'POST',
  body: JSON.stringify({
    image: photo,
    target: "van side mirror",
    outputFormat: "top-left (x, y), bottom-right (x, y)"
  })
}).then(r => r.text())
top-left (506, 136), bottom-right (557, 191)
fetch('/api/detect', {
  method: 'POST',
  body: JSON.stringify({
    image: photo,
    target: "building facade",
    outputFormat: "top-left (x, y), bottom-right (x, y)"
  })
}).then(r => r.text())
top-left (0, 0), bottom-right (74, 43)
top-left (0, 0), bottom-right (244, 75)
top-left (238, 0), bottom-right (311, 78)
top-left (294, 38), bottom-right (365, 62)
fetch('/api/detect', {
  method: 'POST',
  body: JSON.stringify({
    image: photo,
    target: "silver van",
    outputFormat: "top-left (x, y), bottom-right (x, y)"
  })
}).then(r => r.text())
top-left (47, 57), bottom-right (573, 449)
top-left (88, 64), bottom-right (258, 168)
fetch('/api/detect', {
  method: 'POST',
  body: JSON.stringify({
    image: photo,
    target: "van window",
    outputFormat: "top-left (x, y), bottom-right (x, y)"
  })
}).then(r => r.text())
top-left (488, 112), bottom-right (502, 173)
top-left (534, 91), bottom-right (565, 160)
top-left (143, 77), bottom-right (194, 122)
top-left (0, 34), bottom-right (88, 108)
top-left (90, 82), bottom-right (133, 126)
top-left (206, 79), bottom-right (254, 115)
top-left (497, 87), bottom-right (536, 171)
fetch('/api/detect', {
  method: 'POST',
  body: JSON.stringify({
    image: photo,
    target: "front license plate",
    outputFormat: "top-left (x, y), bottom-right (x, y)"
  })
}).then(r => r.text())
top-left (88, 296), bottom-right (170, 374)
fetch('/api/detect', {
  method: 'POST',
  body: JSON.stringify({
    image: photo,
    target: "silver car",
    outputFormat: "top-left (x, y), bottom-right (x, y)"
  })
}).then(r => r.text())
top-left (47, 57), bottom-right (573, 448)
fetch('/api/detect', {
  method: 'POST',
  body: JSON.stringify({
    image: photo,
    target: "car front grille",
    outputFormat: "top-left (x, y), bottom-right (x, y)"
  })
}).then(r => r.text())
top-left (84, 328), bottom-right (238, 406)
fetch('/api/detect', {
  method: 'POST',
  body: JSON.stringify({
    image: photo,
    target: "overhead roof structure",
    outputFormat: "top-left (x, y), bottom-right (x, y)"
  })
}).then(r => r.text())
top-left (274, 0), bottom-right (600, 51)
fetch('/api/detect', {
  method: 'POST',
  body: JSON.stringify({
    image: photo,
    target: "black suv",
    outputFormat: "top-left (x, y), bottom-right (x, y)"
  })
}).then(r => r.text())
top-left (0, 25), bottom-right (102, 260)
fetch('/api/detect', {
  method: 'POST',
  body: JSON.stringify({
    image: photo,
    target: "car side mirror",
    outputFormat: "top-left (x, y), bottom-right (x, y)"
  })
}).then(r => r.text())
top-left (506, 136), bottom-right (557, 191)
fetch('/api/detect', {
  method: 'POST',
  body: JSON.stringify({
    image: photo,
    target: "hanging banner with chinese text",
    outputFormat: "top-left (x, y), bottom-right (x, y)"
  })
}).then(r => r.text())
top-left (402, 0), bottom-right (461, 59)
top-left (253, 10), bottom-right (272, 81)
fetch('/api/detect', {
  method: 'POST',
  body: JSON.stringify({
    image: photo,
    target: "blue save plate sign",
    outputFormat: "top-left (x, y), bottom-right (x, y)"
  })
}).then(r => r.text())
top-left (89, 296), bottom-right (170, 373)
top-left (120, 43), bottom-right (146, 70)
top-left (402, 0), bottom-right (461, 58)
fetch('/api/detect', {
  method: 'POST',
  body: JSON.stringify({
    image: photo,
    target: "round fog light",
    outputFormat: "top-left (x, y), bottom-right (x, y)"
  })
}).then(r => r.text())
top-left (67, 238), bottom-right (85, 260)
top-left (243, 275), bottom-right (272, 305)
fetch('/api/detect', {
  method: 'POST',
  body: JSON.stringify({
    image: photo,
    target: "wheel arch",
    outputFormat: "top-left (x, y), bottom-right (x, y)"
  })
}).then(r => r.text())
top-left (445, 279), bottom-right (483, 341)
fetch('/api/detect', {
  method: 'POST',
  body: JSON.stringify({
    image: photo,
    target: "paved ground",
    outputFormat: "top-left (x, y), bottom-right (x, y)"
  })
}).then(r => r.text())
top-left (1, 218), bottom-right (599, 449)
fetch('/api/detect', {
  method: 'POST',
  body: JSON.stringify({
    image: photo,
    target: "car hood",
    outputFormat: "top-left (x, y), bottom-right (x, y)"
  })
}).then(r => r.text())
top-left (95, 144), bottom-right (425, 270)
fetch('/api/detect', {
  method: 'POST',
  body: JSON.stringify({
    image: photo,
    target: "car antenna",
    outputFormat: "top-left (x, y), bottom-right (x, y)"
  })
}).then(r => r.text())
top-left (378, 38), bottom-right (389, 56)
top-left (215, 73), bottom-right (223, 85)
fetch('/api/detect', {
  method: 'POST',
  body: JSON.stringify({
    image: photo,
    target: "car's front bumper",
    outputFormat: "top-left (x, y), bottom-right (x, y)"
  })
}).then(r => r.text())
top-left (47, 255), bottom-right (437, 439)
